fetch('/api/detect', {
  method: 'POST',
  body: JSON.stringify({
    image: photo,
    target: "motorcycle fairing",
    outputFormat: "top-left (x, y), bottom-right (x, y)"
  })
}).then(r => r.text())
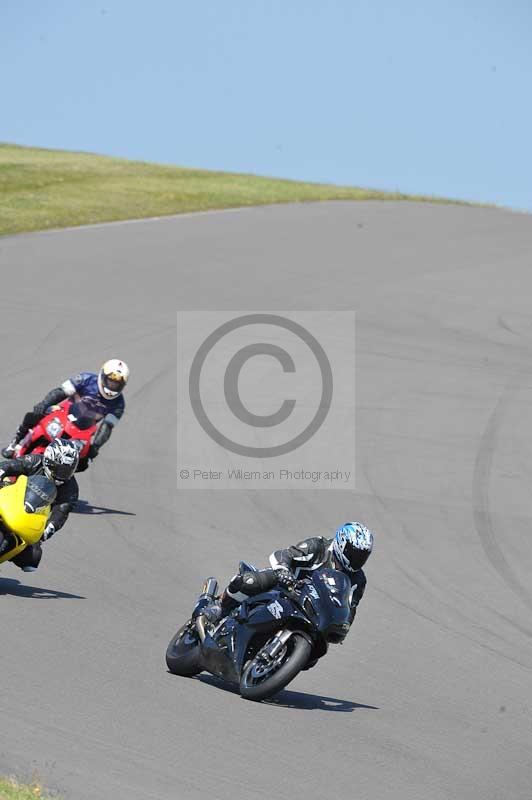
top-left (200, 590), bottom-right (311, 683)
top-left (303, 568), bottom-right (352, 643)
top-left (17, 398), bottom-right (98, 459)
top-left (0, 475), bottom-right (53, 563)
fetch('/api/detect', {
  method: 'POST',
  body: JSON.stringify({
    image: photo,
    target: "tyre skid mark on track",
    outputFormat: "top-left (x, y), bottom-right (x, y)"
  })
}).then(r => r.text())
top-left (472, 382), bottom-right (532, 612)
top-left (398, 561), bottom-right (532, 650)
top-left (373, 584), bottom-right (532, 673)
top-left (361, 316), bottom-right (532, 380)
top-left (491, 608), bottom-right (532, 641)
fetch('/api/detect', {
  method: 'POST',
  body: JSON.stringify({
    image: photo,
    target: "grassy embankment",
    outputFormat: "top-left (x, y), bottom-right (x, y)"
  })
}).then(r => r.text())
top-left (0, 777), bottom-right (56, 800)
top-left (0, 143), bottom-right (459, 236)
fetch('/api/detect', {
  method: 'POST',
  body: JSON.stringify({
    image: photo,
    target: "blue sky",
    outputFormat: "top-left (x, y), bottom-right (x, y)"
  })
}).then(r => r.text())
top-left (3, 0), bottom-right (532, 209)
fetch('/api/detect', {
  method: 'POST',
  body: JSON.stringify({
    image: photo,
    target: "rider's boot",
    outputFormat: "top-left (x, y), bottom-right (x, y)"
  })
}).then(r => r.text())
top-left (199, 589), bottom-right (239, 624)
top-left (1, 425), bottom-right (25, 458)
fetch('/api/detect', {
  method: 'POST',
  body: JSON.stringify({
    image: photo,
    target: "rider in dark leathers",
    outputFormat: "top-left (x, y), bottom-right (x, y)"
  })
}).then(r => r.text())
top-left (0, 440), bottom-right (80, 571)
top-left (197, 522), bottom-right (374, 631)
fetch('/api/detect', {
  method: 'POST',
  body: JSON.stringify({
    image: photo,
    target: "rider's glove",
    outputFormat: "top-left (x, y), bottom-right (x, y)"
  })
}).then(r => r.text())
top-left (33, 400), bottom-right (48, 417)
top-left (76, 457), bottom-right (89, 472)
top-left (42, 522), bottom-right (56, 541)
top-left (276, 569), bottom-right (297, 591)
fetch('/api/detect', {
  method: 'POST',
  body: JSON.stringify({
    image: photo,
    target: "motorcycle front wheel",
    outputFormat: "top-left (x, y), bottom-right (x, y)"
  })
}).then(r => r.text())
top-left (165, 623), bottom-right (202, 677)
top-left (240, 632), bottom-right (311, 701)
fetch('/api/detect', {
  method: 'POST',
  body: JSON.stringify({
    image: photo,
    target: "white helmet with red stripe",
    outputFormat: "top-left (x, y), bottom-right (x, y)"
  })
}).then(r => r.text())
top-left (98, 359), bottom-right (129, 400)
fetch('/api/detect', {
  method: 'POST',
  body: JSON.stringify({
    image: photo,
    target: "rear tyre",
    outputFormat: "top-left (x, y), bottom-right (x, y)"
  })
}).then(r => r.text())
top-left (240, 633), bottom-right (311, 701)
top-left (165, 624), bottom-right (202, 677)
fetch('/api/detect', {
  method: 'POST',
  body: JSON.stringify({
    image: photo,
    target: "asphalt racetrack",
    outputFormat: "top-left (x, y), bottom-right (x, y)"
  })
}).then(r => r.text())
top-left (1, 202), bottom-right (532, 799)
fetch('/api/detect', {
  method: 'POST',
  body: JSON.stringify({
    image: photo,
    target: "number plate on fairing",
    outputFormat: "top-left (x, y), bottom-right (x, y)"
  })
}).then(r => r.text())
top-left (267, 600), bottom-right (284, 619)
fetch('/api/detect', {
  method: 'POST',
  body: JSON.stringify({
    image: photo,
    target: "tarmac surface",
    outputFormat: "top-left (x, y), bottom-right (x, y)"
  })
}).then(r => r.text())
top-left (1, 201), bottom-right (532, 799)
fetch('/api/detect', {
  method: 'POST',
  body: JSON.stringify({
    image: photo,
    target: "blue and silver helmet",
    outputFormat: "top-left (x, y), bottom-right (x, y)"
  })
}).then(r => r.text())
top-left (332, 522), bottom-right (374, 572)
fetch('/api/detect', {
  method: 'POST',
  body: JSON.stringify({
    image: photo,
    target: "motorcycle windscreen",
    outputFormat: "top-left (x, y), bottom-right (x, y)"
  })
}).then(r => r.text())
top-left (68, 399), bottom-right (105, 430)
top-left (24, 474), bottom-right (57, 512)
top-left (313, 568), bottom-right (352, 643)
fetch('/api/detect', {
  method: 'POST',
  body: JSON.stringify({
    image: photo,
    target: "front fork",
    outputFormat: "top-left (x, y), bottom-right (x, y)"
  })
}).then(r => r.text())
top-left (253, 629), bottom-right (297, 668)
top-left (193, 577), bottom-right (219, 643)
top-left (262, 629), bottom-right (293, 659)
top-left (196, 615), bottom-right (208, 643)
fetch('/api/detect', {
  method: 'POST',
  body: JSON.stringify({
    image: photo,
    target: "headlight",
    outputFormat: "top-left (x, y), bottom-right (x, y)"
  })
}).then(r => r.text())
top-left (46, 418), bottom-right (63, 438)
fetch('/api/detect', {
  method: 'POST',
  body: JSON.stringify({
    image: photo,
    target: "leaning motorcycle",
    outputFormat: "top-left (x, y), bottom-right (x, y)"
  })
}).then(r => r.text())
top-left (166, 563), bottom-right (353, 701)
top-left (0, 474), bottom-right (56, 566)
top-left (15, 398), bottom-right (100, 460)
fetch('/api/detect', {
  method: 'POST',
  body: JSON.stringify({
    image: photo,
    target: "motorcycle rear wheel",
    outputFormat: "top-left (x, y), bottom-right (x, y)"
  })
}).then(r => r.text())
top-left (240, 633), bottom-right (311, 701)
top-left (166, 623), bottom-right (202, 677)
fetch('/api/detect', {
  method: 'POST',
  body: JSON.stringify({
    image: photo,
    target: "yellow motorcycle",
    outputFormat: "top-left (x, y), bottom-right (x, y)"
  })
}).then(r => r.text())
top-left (0, 475), bottom-right (56, 565)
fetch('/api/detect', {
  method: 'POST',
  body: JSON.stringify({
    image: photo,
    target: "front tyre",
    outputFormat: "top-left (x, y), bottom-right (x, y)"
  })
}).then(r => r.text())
top-left (240, 633), bottom-right (311, 701)
top-left (166, 623), bottom-right (202, 677)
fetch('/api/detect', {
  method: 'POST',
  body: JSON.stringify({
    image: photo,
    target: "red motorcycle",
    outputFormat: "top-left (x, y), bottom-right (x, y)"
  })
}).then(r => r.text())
top-left (16, 398), bottom-right (101, 460)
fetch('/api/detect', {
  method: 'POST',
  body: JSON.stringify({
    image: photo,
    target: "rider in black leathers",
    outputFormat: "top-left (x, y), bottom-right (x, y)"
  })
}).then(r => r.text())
top-left (0, 440), bottom-right (79, 572)
top-left (196, 522), bottom-right (374, 632)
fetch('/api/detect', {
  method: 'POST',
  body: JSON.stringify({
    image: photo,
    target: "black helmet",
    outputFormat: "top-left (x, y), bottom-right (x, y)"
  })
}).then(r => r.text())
top-left (332, 522), bottom-right (374, 572)
top-left (43, 438), bottom-right (79, 482)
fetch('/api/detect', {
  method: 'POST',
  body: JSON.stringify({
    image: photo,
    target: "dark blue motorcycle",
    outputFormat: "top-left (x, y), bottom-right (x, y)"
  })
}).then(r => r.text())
top-left (166, 563), bottom-right (353, 701)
